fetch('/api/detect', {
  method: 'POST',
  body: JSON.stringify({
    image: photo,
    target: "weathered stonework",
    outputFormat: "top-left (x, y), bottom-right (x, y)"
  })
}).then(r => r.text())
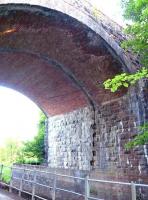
top-left (48, 107), bottom-right (94, 170)
top-left (46, 81), bottom-right (148, 199)
top-left (90, 82), bottom-right (148, 199)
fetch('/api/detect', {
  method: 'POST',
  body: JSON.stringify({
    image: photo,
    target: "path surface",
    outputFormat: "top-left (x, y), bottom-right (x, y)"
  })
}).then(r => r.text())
top-left (0, 189), bottom-right (25, 200)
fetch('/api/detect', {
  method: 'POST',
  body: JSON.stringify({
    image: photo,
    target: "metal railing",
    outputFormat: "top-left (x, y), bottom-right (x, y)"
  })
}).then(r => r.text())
top-left (0, 164), bottom-right (148, 200)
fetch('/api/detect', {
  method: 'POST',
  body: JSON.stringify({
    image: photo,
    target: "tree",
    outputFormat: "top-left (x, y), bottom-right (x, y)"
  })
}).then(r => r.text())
top-left (21, 112), bottom-right (46, 164)
top-left (103, 0), bottom-right (148, 148)
top-left (104, 0), bottom-right (148, 92)
top-left (0, 139), bottom-right (23, 165)
top-left (122, 0), bottom-right (148, 66)
top-left (0, 112), bottom-right (46, 165)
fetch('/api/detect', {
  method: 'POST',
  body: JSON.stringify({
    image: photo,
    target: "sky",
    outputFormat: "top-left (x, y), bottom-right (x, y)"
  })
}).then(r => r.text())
top-left (0, 86), bottom-right (40, 146)
top-left (0, 0), bottom-right (124, 146)
top-left (91, 0), bottom-right (125, 26)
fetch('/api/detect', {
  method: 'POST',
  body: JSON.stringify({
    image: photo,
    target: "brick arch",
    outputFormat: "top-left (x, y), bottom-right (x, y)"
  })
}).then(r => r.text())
top-left (0, 50), bottom-right (91, 116)
top-left (0, 2), bottom-right (137, 116)
top-left (0, 0), bottom-right (139, 71)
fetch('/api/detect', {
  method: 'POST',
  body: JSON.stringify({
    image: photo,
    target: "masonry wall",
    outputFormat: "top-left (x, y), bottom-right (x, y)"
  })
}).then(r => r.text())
top-left (47, 107), bottom-right (94, 170)
top-left (11, 82), bottom-right (148, 200)
top-left (46, 81), bottom-right (148, 200)
top-left (93, 96), bottom-right (139, 177)
top-left (92, 82), bottom-right (148, 200)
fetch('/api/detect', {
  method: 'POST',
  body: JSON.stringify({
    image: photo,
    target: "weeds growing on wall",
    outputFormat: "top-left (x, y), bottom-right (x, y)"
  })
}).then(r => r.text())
top-left (125, 123), bottom-right (148, 149)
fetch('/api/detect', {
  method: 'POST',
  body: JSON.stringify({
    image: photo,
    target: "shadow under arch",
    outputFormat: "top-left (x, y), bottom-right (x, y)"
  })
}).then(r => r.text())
top-left (0, 48), bottom-right (94, 116)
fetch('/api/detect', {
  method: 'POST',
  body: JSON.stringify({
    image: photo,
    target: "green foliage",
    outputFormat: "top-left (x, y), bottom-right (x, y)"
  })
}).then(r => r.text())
top-left (121, 0), bottom-right (148, 67)
top-left (103, 0), bottom-right (148, 93)
top-left (122, 0), bottom-right (148, 21)
top-left (125, 123), bottom-right (148, 149)
top-left (104, 67), bottom-right (148, 92)
top-left (21, 112), bottom-right (46, 164)
top-left (0, 112), bottom-right (46, 166)
top-left (0, 139), bottom-right (23, 165)
top-left (1, 166), bottom-right (11, 184)
top-left (0, 112), bottom-right (46, 182)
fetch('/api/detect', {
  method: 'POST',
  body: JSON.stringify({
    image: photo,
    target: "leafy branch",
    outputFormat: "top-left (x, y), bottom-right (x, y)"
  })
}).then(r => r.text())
top-left (103, 67), bottom-right (148, 92)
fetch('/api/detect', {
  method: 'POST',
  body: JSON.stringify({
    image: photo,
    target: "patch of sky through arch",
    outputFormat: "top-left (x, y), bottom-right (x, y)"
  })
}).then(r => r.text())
top-left (0, 86), bottom-right (41, 146)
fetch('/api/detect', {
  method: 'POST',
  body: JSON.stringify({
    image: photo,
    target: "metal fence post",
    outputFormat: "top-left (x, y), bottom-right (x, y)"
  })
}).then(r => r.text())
top-left (0, 164), bottom-right (3, 181)
top-left (85, 175), bottom-right (90, 200)
top-left (32, 170), bottom-right (37, 200)
top-left (52, 171), bottom-right (57, 200)
top-left (131, 181), bottom-right (136, 200)
top-left (19, 168), bottom-right (25, 197)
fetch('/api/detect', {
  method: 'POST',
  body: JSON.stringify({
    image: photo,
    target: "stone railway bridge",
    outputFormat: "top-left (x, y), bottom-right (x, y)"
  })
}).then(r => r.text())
top-left (0, 0), bottom-right (147, 199)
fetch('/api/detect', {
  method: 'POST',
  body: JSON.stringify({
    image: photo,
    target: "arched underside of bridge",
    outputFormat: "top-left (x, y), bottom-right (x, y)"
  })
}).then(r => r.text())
top-left (0, 1), bottom-right (137, 116)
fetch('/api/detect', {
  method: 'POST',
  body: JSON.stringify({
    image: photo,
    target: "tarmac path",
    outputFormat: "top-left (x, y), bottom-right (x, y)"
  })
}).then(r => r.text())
top-left (0, 189), bottom-right (25, 200)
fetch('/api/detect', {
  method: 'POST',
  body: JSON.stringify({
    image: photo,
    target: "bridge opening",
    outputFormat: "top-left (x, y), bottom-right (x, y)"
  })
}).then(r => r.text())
top-left (0, 86), bottom-right (47, 165)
